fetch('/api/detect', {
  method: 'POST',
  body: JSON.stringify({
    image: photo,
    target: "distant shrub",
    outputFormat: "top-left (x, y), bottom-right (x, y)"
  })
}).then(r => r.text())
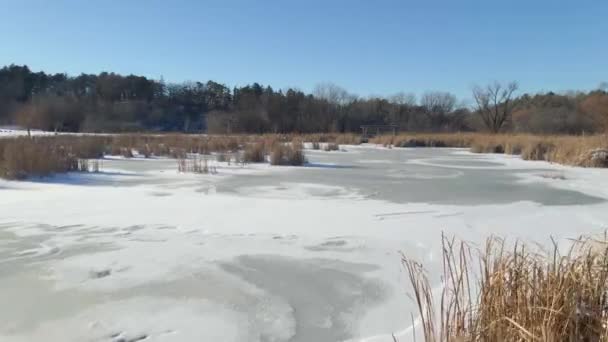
top-left (471, 142), bottom-right (504, 154)
top-left (139, 144), bottom-right (152, 158)
top-left (177, 155), bottom-right (216, 174)
top-left (397, 139), bottom-right (425, 147)
top-left (270, 142), bottom-right (305, 166)
top-left (522, 141), bottom-right (555, 161)
top-left (70, 137), bottom-right (106, 158)
top-left (504, 142), bottom-right (524, 155)
top-left (243, 142), bottom-right (266, 163)
top-left (335, 134), bottom-right (362, 145)
top-left (324, 143), bottom-right (339, 151)
top-left (121, 147), bottom-right (134, 158)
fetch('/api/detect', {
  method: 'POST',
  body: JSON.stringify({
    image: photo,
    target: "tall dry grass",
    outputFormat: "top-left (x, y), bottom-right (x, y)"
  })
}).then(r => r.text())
top-left (371, 133), bottom-right (608, 167)
top-left (2, 132), bottom-right (606, 179)
top-left (371, 133), bottom-right (474, 148)
top-left (0, 136), bottom-right (104, 179)
top-left (243, 141), bottom-right (266, 163)
top-left (0, 134), bottom-right (313, 179)
top-left (177, 155), bottom-right (216, 174)
top-left (402, 234), bottom-right (608, 342)
top-left (297, 133), bottom-right (362, 145)
top-left (105, 134), bottom-right (245, 156)
top-left (324, 142), bottom-right (340, 151)
top-left (270, 140), bottom-right (306, 166)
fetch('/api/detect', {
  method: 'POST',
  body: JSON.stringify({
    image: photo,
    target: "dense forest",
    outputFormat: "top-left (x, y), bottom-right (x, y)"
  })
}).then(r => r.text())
top-left (1, 64), bottom-right (607, 134)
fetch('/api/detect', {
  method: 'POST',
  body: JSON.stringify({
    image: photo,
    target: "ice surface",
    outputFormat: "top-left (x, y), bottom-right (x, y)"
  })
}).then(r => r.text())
top-left (1, 146), bottom-right (608, 341)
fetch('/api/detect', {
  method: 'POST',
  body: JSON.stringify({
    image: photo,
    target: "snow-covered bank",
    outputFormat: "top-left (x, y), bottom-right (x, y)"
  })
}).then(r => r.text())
top-left (0, 127), bottom-right (53, 137)
top-left (1, 146), bottom-right (607, 342)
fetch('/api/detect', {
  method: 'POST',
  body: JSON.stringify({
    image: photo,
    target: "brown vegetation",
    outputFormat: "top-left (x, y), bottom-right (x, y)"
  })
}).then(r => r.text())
top-left (243, 141), bottom-right (266, 163)
top-left (334, 133), bottom-right (363, 145)
top-left (177, 155), bottom-right (216, 174)
top-left (2, 132), bottom-right (607, 180)
top-left (270, 141), bottom-right (306, 166)
top-left (324, 142), bottom-right (340, 151)
top-left (0, 136), bottom-right (104, 179)
top-left (0, 134), bottom-right (315, 179)
top-left (402, 234), bottom-right (608, 341)
top-left (371, 133), bottom-right (608, 167)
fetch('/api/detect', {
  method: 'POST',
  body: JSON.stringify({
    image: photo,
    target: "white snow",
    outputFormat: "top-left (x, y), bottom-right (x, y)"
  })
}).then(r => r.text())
top-left (0, 127), bottom-right (53, 137)
top-left (1, 146), bottom-right (607, 341)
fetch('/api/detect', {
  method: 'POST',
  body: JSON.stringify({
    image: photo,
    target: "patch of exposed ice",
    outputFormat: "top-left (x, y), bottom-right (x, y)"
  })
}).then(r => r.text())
top-left (386, 169), bottom-right (464, 180)
top-left (356, 159), bottom-right (393, 164)
top-left (234, 182), bottom-right (365, 200)
top-left (0, 297), bottom-right (251, 342)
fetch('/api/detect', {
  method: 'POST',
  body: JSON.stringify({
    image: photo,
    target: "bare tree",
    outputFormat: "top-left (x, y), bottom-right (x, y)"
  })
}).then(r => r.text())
top-left (420, 91), bottom-right (457, 130)
top-left (313, 82), bottom-right (355, 106)
top-left (472, 81), bottom-right (518, 133)
top-left (14, 102), bottom-right (45, 137)
top-left (389, 92), bottom-right (417, 106)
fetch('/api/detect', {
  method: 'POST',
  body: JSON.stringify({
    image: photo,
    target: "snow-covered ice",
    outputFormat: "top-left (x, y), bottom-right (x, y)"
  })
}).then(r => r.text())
top-left (1, 146), bottom-right (608, 341)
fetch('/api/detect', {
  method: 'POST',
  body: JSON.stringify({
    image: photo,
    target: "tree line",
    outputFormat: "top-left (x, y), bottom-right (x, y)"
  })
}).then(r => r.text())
top-left (1, 64), bottom-right (607, 134)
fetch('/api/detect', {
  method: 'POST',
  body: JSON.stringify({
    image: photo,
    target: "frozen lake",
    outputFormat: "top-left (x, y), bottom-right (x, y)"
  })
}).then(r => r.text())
top-left (1, 145), bottom-right (608, 342)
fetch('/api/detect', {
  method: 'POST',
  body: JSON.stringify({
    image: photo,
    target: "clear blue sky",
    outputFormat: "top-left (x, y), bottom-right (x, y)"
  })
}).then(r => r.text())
top-left (1, 0), bottom-right (606, 101)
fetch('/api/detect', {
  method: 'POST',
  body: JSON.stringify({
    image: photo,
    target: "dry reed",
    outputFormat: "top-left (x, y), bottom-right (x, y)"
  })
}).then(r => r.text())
top-left (2, 132), bottom-right (606, 179)
top-left (371, 133), bottom-right (608, 167)
top-left (243, 141), bottom-right (266, 163)
top-left (402, 234), bottom-right (608, 342)
top-left (0, 136), bottom-right (103, 179)
top-left (324, 142), bottom-right (340, 151)
top-left (270, 140), bottom-right (306, 166)
top-left (177, 155), bottom-right (216, 174)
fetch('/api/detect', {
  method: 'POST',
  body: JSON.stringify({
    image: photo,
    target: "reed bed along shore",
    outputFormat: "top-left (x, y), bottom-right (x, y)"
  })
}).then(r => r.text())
top-left (402, 234), bottom-right (608, 342)
top-left (1, 132), bottom-right (607, 179)
top-left (0, 134), bottom-right (308, 179)
top-left (0, 136), bottom-right (105, 179)
top-left (370, 133), bottom-right (608, 167)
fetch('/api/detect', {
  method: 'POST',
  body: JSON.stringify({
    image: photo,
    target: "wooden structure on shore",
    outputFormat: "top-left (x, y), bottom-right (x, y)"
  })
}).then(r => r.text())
top-left (360, 124), bottom-right (398, 140)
